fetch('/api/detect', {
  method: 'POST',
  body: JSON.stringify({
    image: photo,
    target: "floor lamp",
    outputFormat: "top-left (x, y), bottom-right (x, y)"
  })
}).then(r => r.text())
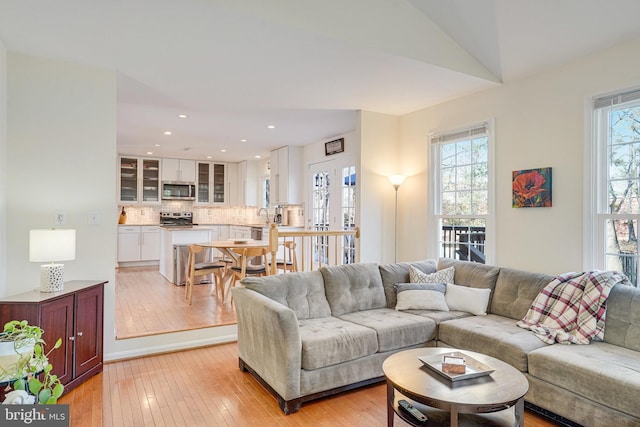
top-left (388, 175), bottom-right (406, 263)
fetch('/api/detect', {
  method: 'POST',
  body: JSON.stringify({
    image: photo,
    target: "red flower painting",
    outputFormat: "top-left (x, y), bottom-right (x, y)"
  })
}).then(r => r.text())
top-left (512, 168), bottom-right (552, 208)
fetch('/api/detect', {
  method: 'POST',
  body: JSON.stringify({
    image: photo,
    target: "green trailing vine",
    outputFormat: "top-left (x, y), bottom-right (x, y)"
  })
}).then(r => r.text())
top-left (1, 320), bottom-right (65, 404)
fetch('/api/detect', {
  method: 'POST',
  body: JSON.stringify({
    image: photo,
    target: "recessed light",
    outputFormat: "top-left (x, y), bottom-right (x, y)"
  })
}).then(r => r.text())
top-left (254, 155), bottom-right (262, 159)
top-left (221, 149), bottom-right (227, 153)
top-left (164, 131), bottom-right (172, 135)
top-left (154, 144), bottom-right (161, 147)
top-left (177, 114), bottom-right (188, 118)
top-left (267, 125), bottom-right (275, 129)
top-left (240, 139), bottom-right (247, 142)
top-left (147, 151), bottom-right (153, 155)
top-left (207, 156), bottom-right (212, 159)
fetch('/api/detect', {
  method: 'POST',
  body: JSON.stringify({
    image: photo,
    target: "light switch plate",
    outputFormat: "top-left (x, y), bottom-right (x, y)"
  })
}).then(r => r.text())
top-left (55, 210), bottom-right (65, 225)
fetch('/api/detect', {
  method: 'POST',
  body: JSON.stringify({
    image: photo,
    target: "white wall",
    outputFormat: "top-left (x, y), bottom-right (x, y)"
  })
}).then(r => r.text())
top-left (4, 53), bottom-right (241, 361)
top-left (0, 40), bottom-right (6, 295)
top-left (358, 111), bottom-right (400, 263)
top-left (399, 37), bottom-right (640, 274)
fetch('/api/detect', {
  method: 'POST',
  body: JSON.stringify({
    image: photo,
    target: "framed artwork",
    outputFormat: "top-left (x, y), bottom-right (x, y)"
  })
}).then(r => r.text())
top-left (325, 138), bottom-right (344, 156)
top-left (512, 167), bottom-right (552, 208)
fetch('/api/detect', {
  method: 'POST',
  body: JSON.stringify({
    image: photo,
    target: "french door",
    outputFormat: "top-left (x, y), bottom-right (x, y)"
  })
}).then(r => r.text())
top-left (308, 159), bottom-right (357, 266)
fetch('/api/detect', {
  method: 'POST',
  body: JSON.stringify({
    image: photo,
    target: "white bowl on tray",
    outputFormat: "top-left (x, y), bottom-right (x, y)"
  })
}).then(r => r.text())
top-left (229, 238), bottom-right (252, 244)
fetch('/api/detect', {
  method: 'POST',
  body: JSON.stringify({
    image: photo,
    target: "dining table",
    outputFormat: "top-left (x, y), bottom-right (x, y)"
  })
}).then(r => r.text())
top-left (197, 239), bottom-right (270, 303)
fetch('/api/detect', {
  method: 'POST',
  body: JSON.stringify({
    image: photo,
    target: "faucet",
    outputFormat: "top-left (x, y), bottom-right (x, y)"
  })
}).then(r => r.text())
top-left (257, 208), bottom-right (270, 224)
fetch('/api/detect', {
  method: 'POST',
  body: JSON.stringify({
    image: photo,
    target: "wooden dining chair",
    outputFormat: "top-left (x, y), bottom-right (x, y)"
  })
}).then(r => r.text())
top-left (229, 247), bottom-right (270, 301)
top-left (185, 244), bottom-right (226, 305)
top-left (270, 240), bottom-right (298, 273)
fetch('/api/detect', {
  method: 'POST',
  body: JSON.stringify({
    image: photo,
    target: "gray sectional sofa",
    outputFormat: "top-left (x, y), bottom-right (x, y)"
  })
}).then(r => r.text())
top-left (231, 259), bottom-right (640, 426)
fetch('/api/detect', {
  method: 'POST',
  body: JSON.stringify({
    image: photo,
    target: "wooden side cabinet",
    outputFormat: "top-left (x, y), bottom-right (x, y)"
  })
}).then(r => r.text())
top-left (0, 280), bottom-right (106, 393)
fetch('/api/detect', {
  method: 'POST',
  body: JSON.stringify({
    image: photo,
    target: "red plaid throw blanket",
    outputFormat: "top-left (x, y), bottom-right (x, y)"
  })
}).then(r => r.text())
top-left (516, 270), bottom-right (630, 344)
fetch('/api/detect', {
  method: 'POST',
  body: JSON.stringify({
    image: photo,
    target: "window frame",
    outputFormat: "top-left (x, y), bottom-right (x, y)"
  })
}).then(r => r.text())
top-left (427, 119), bottom-right (495, 264)
top-left (586, 87), bottom-right (640, 285)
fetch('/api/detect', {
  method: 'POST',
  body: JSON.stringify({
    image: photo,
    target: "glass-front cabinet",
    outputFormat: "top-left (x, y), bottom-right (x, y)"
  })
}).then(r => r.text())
top-left (196, 161), bottom-right (227, 204)
top-left (118, 156), bottom-right (161, 204)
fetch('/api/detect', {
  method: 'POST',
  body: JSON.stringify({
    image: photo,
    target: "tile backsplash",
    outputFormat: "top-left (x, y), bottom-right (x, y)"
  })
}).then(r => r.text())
top-left (117, 203), bottom-right (303, 226)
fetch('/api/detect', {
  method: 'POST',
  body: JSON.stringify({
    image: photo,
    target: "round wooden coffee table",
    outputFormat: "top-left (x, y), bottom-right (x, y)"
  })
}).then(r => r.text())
top-left (382, 348), bottom-right (529, 427)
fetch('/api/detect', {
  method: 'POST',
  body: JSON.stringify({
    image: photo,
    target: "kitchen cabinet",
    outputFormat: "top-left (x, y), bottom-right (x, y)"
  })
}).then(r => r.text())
top-left (229, 225), bottom-right (251, 239)
top-left (236, 160), bottom-right (259, 206)
top-left (159, 228), bottom-right (211, 284)
top-left (270, 146), bottom-right (303, 205)
top-left (162, 158), bottom-right (196, 182)
top-left (0, 280), bottom-right (105, 393)
top-left (118, 156), bottom-right (161, 204)
top-left (117, 226), bottom-right (160, 263)
top-left (196, 162), bottom-right (228, 204)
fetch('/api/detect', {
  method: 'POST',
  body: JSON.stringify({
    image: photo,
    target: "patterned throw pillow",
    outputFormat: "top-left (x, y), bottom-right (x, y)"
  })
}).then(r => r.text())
top-left (409, 265), bottom-right (455, 284)
top-left (395, 283), bottom-right (449, 311)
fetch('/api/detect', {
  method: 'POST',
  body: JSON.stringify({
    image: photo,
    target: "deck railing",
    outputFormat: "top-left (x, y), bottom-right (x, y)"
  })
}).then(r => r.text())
top-left (268, 223), bottom-right (360, 274)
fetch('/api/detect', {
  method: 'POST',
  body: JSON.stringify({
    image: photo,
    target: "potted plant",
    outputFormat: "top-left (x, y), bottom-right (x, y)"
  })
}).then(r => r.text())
top-left (0, 320), bottom-right (64, 404)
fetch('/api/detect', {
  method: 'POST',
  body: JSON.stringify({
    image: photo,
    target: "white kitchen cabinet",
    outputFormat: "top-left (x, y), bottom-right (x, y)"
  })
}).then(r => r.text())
top-left (162, 158), bottom-right (196, 182)
top-left (117, 226), bottom-right (141, 262)
top-left (140, 226), bottom-right (161, 260)
top-left (117, 225), bottom-right (160, 263)
top-left (236, 160), bottom-right (259, 206)
top-left (227, 162), bottom-right (239, 206)
top-left (270, 146), bottom-right (303, 205)
top-left (229, 225), bottom-right (251, 239)
top-left (196, 162), bottom-right (228, 204)
top-left (118, 157), bottom-right (161, 204)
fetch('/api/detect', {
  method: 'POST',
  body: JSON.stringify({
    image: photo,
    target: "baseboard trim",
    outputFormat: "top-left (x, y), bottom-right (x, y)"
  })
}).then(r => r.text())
top-left (104, 333), bottom-right (238, 362)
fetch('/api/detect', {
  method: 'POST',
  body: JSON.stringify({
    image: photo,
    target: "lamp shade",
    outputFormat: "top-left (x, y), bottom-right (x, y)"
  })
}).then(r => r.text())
top-left (29, 229), bottom-right (76, 262)
top-left (388, 175), bottom-right (406, 188)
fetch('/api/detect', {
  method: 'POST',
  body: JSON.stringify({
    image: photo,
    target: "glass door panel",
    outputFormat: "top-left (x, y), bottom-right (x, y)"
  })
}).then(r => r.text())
top-left (197, 162), bottom-right (210, 203)
top-left (142, 159), bottom-right (160, 202)
top-left (120, 157), bottom-right (138, 202)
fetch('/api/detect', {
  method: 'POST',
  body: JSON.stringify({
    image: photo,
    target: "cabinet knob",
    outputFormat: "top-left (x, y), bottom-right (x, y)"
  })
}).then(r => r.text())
top-left (77, 332), bottom-right (83, 337)
top-left (69, 336), bottom-right (75, 341)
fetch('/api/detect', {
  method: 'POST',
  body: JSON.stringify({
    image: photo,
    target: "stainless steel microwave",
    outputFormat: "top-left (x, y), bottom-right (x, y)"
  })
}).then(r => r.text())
top-left (162, 182), bottom-right (196, 200)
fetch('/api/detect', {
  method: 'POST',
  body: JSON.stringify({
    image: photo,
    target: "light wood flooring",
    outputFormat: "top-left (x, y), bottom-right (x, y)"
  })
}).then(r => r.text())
top-left (115, 266), bottom-right (236, 339)
top-left (59, 342), bottom-right (559, 427)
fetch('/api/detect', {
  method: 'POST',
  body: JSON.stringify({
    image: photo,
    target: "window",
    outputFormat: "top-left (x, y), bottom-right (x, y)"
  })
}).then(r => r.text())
top-left (590, 88), bottom-right (640, 287)
top-left (429, 122), bottom-right (493, 264)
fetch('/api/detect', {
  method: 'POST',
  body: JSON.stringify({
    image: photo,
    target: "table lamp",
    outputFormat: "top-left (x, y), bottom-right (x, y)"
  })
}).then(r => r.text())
top-left (29, 229), bottom-right (76, 292)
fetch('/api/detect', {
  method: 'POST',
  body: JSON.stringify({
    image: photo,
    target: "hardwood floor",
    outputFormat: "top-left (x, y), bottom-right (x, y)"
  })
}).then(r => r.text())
top-left (115, 266), bottom-right (236, 339)
top-left (59, 342), bottom-right (560, 427)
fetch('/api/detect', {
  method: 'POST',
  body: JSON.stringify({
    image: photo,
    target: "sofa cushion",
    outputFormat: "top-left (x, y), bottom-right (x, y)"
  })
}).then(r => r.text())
top-left (298, 317), bottom-right (379, 370)
top-left (445, 283), bottom-right (491, 315)
top-left (241, 271), bottom-right (331, 319)
top-left (438, 258), bottom-right (500, 289)
top-left (379, 260), bottom-right (437, 308)
top-left (491, 267), bottom-right (554, 320)
top-left (528, 342), bottom-right (640, 418)
top-left (603, 283), bottom-right (640, 352)
top-left (321, 263), bottom-right (386, 316)
top-left (410, 265), bottom-right (454, 284)
top-left (438, 314), bottom-right (549, 371)
top-left (338, 308), bottom-right (437, 352)
top-left (395, 283), bottom-right (449, 311)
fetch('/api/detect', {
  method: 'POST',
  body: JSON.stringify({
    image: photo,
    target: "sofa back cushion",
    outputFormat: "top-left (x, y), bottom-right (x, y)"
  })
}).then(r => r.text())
top-left (378, 259), bottom-right (437, 308)
top-left (241, 271), bottom-right (331, 320)
top-left (320, 263), bottom-right (386, 316)
top-left (437, 259), bottom-right (500, 288)
top-left (491, 267), bottom-right (554, 320)
top-left (603, 283), bottom-right (640, 351)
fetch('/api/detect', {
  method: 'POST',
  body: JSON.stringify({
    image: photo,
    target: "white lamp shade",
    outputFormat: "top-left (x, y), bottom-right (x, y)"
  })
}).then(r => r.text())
top-left (29, 229), bottom-right (76, 262)
top-left (388, 175), bottom-right (406, 188)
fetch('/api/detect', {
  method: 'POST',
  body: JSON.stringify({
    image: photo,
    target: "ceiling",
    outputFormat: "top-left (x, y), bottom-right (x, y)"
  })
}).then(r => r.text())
top-left (1, 0), bottom-right (640, 162)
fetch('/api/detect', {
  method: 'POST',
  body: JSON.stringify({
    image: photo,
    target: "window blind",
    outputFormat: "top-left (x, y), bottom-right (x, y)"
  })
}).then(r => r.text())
top-left (593, 88), bottom-right (640, 109)
top-left (430, 122), bottom-right (488, 144)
